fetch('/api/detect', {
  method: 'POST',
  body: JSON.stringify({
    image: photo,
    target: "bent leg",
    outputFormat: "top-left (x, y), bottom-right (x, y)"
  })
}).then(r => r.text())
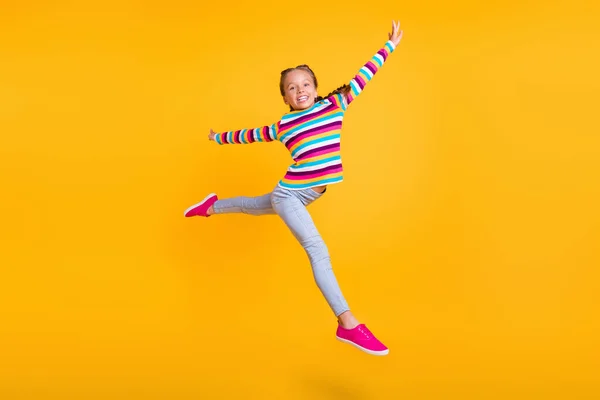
top-left (213, 193), bottom-right (275, 216)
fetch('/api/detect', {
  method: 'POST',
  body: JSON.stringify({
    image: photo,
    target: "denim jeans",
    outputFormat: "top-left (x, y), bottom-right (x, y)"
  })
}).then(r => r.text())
top-left (213, 185), bottom-right (350, 317)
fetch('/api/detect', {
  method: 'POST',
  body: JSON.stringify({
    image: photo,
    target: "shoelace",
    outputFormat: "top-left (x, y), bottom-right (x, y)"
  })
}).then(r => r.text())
top-left (358, 325), bottom-right (372, 340)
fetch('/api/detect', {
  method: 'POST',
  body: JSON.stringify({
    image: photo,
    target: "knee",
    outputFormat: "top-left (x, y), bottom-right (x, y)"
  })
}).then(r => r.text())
top-left (301, 234), bottom-right (322, 247)
top-left (239, 196), bottom-right (252, 213)
top-left (301, 235), bottom-right (329, 259)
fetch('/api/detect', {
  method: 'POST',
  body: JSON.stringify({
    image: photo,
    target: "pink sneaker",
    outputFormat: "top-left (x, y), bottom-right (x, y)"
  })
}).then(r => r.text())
top-left (184, 193), bottom-right (218, 217)
top-left (336, 323), bottom-right (389, 356)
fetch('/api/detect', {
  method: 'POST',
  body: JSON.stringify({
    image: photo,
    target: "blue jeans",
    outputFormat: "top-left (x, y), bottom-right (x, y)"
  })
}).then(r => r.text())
top-left (213, 185), bottom-right (350, 317)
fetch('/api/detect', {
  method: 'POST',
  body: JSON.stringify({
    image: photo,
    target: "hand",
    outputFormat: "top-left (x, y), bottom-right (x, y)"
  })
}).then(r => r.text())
top-left (208, 129), bottom-right (216, 141)
top-left (388, 20), bottom-right (403, 47)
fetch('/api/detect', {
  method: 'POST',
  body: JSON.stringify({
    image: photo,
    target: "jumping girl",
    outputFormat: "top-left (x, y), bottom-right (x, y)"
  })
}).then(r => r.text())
top-left (185, 21), bottom-right (403, 356)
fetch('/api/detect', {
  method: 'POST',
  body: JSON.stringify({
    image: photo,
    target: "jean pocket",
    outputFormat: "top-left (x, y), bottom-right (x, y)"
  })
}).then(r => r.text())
top-left (271, 186), bottom-right (291, 205)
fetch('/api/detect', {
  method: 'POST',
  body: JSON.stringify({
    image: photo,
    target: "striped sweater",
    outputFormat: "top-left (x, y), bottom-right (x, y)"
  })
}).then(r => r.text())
top-left (214, 40), bottom-right (396, 190)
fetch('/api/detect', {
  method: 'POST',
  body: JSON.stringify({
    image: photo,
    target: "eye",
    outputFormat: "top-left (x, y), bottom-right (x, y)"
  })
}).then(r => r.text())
top-left (304, 83), bottom-right (310, 87)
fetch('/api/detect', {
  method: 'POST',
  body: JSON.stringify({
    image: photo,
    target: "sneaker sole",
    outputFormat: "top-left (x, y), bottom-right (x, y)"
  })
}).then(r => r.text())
top-left (336, 336), bottom-right (390, 356)
top-left (184, 193), bottom-right (217, 217)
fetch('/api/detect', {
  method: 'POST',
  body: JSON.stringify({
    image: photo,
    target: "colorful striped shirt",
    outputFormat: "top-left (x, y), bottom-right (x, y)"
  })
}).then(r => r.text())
top-left (214, 40), bottom-right (397, 190)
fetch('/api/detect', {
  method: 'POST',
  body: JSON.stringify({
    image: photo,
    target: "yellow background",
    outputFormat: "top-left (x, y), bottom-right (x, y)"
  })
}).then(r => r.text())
top-left (1, 0), bottom-right (599, 399)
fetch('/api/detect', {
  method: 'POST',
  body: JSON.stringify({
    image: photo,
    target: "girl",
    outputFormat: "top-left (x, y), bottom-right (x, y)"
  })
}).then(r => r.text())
top-left (185, 21), bottom-right (403, 356)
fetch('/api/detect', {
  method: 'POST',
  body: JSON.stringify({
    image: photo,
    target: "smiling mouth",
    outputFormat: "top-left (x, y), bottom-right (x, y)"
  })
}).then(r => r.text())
top-left (297, 96), bottom-right (308, 103)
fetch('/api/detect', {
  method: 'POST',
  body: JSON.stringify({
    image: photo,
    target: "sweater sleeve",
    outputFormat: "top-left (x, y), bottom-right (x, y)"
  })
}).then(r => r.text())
top-left (214, 122), bottom-right (280, 145)
top-left (341, 40), bottom-right (397, 110)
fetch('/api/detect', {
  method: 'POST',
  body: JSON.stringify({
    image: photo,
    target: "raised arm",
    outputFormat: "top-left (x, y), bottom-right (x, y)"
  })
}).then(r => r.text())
top-left (209, 122), bottom-right (280, 145)
top-left (343, 21), bottom-right (403, 108)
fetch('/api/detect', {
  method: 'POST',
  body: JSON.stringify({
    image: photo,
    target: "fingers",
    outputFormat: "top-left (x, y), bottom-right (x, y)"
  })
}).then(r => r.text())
top-left (389, 20), bottom-right (403, 43)
top-left (390, 20), bottom-right (399, 37)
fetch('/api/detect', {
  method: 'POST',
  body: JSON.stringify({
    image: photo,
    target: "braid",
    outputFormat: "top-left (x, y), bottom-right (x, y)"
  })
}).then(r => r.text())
top-left (315, 84), bottom-right (351, 103)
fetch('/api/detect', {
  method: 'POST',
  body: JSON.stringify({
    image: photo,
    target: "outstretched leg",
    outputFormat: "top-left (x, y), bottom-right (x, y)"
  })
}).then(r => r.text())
top-left (184, 192), bottom-right (274, 218)
top-left (270, 186), bottom-right (350, 317)
top-left (270, 186), bottom-right (389, 356)
top-left (212, 193), bottom-right (275, 216)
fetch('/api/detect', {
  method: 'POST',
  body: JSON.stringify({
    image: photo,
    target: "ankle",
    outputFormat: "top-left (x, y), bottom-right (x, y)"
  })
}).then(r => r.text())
top-left (207, 205), bottom-right (215, 215)
top-left (337, 311), bottom-right (359, 329)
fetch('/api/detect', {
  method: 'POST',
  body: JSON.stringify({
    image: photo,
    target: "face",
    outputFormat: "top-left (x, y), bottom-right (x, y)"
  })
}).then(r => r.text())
top-left (282, 69), bottom-right (318, 111)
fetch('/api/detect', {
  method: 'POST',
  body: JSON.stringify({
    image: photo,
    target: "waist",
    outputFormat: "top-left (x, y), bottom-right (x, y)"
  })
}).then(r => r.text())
top-left (312, 185), bottom-right (327, 193)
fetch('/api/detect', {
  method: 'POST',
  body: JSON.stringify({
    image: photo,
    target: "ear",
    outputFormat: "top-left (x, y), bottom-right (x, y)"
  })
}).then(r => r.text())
top-left (282, 96), bottom-right (288, 105)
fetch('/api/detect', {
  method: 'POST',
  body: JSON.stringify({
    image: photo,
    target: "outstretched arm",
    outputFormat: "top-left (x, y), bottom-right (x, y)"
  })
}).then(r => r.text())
top-left (209, 122), bottom-right (279, 145)
top-left (342, 20), bottom-right (403, 108)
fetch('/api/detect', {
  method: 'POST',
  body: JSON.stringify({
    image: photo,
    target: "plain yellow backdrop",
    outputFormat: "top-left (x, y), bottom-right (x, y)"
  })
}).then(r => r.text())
top-left (1, 0), bottom-right (599, 399)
